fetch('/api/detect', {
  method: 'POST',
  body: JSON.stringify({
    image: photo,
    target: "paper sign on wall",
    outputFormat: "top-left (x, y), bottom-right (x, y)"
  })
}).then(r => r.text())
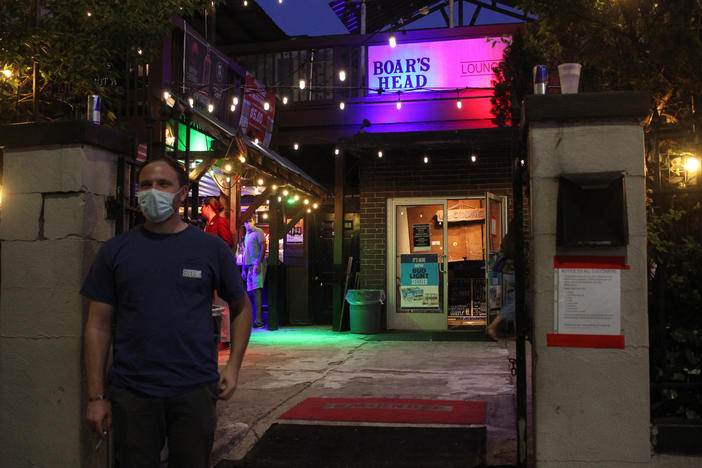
top-left (555, 268), bottom-right (620, 335)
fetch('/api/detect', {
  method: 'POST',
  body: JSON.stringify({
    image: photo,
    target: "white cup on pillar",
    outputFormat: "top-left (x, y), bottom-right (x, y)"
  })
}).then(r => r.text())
top-left (558, 63), bottom-right (582, 94)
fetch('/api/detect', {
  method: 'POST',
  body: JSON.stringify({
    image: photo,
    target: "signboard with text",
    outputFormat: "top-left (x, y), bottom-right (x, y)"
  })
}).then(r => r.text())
top-left (367, 36), bottom-right (508, 93)
top-left (400, 254), bottom-right (439, 310)
top-left (239, 73), bottom-right (276, 147)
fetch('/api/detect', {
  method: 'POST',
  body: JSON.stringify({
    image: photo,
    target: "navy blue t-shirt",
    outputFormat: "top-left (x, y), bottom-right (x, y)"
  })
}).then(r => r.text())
top-left (81, 225), bottom-right (245, 397)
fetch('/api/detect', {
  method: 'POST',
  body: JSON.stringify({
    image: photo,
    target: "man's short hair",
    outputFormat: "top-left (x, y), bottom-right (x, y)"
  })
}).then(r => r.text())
top-left (138, 157), bottom-right (189, 187)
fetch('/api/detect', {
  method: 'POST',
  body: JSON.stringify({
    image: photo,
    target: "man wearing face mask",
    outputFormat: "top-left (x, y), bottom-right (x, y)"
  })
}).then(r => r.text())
top-left (81, 157), bottom-right (252, 468)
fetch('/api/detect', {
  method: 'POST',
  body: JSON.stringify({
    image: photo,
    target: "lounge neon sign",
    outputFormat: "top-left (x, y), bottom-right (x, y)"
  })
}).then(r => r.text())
top-left (367, 36), bottom-right (509, 92)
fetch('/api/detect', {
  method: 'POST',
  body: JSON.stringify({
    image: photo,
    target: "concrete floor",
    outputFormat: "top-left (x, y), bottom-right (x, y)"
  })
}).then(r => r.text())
top-left (212, 326), bottom-right (522, 467)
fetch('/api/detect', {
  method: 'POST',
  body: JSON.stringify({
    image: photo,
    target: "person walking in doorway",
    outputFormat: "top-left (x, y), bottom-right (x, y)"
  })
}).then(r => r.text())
top-left (243, 216), bottom-right (267, 328)
top-left (82, 157), bottom-right (252, 468)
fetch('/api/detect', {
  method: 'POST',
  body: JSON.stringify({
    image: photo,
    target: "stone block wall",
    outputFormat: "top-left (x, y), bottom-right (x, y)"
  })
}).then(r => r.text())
top-left (524, 92), bottom-right (651, 467)
top-left (0, 122), bottom-right (130, 467)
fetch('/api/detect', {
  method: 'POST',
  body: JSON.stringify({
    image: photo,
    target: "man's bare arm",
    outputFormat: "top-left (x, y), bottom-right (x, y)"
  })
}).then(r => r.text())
top-left (218, 294), bottom-right (253, 399)
top-left (84, 300), bottom-right (114, 437)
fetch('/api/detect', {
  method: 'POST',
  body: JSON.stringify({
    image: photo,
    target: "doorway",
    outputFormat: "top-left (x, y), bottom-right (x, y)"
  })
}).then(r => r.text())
top-left (387, 195), bottom-right (507, 331)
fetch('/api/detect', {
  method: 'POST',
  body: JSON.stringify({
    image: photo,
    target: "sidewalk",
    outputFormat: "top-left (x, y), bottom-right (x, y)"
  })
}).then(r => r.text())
top-left (212, 326), bottom-right (521, 467)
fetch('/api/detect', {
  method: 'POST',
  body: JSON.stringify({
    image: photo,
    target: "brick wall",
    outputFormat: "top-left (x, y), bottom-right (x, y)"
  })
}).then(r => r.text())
top-left (359, 151), bottom-right (514, 289)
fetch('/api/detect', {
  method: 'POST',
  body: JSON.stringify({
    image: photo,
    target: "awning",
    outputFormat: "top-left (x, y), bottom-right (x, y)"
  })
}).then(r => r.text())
top-left (171, 99), bottom-right (328, 200)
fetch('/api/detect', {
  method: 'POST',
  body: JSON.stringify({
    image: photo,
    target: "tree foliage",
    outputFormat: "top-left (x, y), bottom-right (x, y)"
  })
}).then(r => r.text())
top-left (492, 0), bottom-right (702, 126)
top-left (0, 0), bottom-right (220, 124)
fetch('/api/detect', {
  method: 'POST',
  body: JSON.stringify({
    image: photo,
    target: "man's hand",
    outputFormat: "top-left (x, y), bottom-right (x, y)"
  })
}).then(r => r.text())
top-left (218, 362), bottom-right (240, 400)
top-left (86, 400), bottom-right (111, 437)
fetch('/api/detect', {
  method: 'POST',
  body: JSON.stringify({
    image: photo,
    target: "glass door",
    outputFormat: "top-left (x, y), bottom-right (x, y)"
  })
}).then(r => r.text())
top-left (388, 199), bottom-right (448, 330)
top-left (445, 198), bottom-right (489, 329)
top-left (485, 193), bottom-right (506, 330)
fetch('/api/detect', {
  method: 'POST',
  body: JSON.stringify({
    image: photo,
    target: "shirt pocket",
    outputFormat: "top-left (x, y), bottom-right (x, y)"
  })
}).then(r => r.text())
top-left (176, 263), bottom-right (213, 315)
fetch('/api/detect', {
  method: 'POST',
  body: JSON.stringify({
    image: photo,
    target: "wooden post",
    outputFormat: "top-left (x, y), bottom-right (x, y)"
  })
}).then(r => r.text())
top-left (332, 153), bottom-right (345, 331)
top-left (266, 196), bottom-right (281, 330)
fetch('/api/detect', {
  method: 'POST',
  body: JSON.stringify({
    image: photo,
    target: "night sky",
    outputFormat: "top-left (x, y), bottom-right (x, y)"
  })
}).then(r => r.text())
top-left (255, 0), bottom-right (522, 37)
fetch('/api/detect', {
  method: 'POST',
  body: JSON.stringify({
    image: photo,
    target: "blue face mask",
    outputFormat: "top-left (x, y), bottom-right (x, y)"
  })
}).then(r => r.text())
top-left (138, 188), bottom-right (179, 223)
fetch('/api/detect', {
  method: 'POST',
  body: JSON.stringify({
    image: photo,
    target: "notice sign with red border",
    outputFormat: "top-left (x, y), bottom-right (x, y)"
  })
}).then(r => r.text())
top-left (549, 256), bottom-right (627, 348)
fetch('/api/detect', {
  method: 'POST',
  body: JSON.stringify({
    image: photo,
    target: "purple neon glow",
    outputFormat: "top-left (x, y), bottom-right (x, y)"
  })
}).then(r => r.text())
top-left (368, 36), bottom-right (509, 92)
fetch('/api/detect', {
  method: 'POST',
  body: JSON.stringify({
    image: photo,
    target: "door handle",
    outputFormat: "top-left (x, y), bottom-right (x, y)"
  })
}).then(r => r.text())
top-left (438, 254), bottom-right (447, 273)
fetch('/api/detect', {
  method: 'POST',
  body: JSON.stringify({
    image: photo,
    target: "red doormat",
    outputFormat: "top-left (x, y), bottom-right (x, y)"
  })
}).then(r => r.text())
top-left (279, 397), bottom-right (486, 425)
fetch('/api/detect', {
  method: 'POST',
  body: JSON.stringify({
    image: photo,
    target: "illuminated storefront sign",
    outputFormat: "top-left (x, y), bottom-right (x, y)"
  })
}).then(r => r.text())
top-left (367, 36), bottom-right (509, 92)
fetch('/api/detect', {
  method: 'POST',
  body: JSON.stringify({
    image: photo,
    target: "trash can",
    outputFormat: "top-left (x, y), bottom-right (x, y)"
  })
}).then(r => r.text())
top-left (345, 289), bottom-right (385, 334)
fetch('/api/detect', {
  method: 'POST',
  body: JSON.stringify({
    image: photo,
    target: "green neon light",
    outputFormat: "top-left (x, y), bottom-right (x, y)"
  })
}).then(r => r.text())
top-left (287, 198), bottom-right (296, 204)
top-left (248, 328), bottom-right (365, 347)
top-left (166, 120), bottom-right (215, 152)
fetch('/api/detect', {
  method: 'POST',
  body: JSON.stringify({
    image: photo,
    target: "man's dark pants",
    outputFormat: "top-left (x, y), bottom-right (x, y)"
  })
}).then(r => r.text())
top-left (110, 382), bottom-right (219, 468)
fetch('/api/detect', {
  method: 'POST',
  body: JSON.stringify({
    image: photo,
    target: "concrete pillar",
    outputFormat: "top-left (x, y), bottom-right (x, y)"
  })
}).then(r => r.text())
top-left (524, 92), bottom-right (651, 467)
top-left (0, 122), bottom-right (132, 467)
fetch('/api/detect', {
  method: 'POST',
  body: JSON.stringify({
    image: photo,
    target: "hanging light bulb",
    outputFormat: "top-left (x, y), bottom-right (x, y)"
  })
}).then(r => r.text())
top-left (423, 156), bottom-right (429, 164)
top-left (188, 97), bottom-right (194, 108)
top-left (233, 96), bottom-right (239, 106)
top-left (1, 69), bottom-right (11, 78)
top-left (293, 143), bottom-right (299, 150)
top-left (334, 148), bottom-right (340, 156)
top-left (339, 70), bottom-right (346, 82)
top-left (263, 212), bottom-right (269, 219)
top-left (137, 48), bottom-right (143, 56)
top-left (272, 184), bottom-right (278, 190)
top-left (230, 104), bottom-right (236, 112)
top-left (163, 90), bottom-right (170, 101)
top-left (282, 96), bottom-right (288, 105)
top-left (282, 189), bottom-right (289, 196)
top-left (339, 101), bottom-right (345, 110)
top-left (299, 79), bottom-right (306, 90)
top-left (396, 97), bottom-right (402, 110)
top-left (313, 203), bottom-right (319, 209)
top-left (254, 138), bottom-right (259, 144)
top-left (307, 208), bottom-right (312, 213)
top-left (243, 0), bottom-right (248, 6)
top-left (207, 103), bottom-right (214, 113)
top-left (456, 98), bottom-right (462, 109)
top-left (264, 101), bottom-right (270, 111)
top-left (239, 155), bottom-right (246, 163)
top-left (389, 34), bottom-right (397, 48)
top-left (257, 178), bottom-right (264, 186)
top-left (224, 164), bottom-right (232, 172)
top-left (470, 154), bottom-right (477, 163)
top-left (685, 156), bottom-right (700, 173)
top-left (226, 177), bottom-right (231, 182)
top-left (378, 150), bottom-right (383, 158)
top-left (294, 194), bottom-right (300, 201)
top-left (304, 199), bottom-right (309, 205)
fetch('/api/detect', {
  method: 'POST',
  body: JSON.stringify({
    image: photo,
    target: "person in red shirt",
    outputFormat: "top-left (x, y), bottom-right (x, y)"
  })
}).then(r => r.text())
top-left (202, 196), bottom-right (235, 347)
top-left (202, 197), bottom-right (233, 248)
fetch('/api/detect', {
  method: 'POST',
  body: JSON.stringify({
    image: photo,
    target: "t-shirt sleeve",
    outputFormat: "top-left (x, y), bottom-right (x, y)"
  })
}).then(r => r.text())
top-left (80, 243), bottom-right (116, 305)
top-left (215, 242), bottom-right (246, 311)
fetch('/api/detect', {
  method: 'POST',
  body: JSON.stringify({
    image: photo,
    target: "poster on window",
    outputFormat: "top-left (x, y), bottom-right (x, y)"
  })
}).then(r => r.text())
top-left (412, 223), bottom-right (431, 251)
top-left (400, 254), bottom-right (439, 309)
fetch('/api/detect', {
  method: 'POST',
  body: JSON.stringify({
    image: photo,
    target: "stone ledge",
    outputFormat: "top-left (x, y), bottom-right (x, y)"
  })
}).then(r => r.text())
top-left (523, 91), bottom-right (650, 124)
top-left (0, 120), bottom-right (134, 155)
